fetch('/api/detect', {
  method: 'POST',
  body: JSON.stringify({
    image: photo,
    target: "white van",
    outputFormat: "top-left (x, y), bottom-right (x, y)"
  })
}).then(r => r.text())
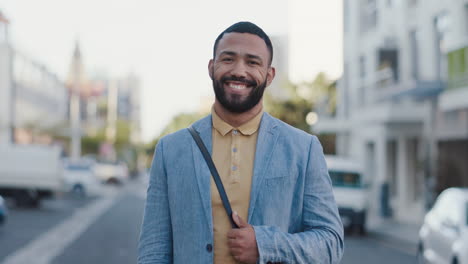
top-left (0, 144), bottom-right (65, 207)
top-left (325, 155), bottom-right (369, 234)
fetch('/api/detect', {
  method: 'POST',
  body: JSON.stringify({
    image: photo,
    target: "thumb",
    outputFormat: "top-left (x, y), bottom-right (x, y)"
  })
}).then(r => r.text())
top-left (232, 211), bottom-right (248, 228)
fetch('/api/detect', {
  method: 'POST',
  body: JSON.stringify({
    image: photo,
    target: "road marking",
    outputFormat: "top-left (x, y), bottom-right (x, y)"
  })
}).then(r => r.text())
top-left (2, 194), bottom-right (118, 264)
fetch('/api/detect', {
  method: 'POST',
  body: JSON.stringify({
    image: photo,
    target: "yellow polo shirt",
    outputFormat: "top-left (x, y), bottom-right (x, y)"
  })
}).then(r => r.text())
top-left (211, 108), bottom-right (262, 264)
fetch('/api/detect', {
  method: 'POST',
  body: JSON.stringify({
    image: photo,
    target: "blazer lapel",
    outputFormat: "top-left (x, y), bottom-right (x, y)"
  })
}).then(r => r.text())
top-left (190, 115), bottom-right (213, 229)
top-left (248, 113), bottom-right (279, 222)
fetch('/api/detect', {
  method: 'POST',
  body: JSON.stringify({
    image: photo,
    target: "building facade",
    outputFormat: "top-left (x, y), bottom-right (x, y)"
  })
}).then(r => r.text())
top-left (0, 10), bottom-right (67, 145)
top-left (0, 11), bottom-right (12, 144)
top-left (316, 0), bottom-right (468, 225)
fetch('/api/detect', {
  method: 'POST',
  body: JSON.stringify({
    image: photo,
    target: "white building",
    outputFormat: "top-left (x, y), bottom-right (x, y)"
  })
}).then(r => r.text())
top-left (116, 74), bottom-right (142, 144)
top-left (437, 1), bottom-right (468, 192)
top-left (12, 51), bottom-right (68, 144)
top-left (268, 35), bottom-right (290, 100)
top-left (0, 11), bottom-right (12, 144)
top-left (316, 0), bottom-right (468, 225)
top-left (0, 10), bottom-right (67, 145)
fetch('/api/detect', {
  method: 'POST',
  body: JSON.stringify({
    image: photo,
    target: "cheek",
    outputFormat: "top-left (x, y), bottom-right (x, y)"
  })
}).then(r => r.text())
top-left (213, 66), bottom-right (229, 79)
top-left (254, 70), bottom-right (268, 82)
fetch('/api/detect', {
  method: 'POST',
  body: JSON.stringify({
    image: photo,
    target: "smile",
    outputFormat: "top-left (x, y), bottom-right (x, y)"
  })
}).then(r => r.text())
top-left (227, 82), bottom-right (248, 90)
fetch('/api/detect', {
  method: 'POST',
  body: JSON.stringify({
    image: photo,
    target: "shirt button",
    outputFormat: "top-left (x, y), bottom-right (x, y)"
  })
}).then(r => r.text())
top-left (206, 243), bottom-right (212, 252)
top-left (233, 130), bottom-right (238, 135)
top-left (232, 147), bottom-right (237, 153)
top-left (232, 165), bottom-right (237, 171)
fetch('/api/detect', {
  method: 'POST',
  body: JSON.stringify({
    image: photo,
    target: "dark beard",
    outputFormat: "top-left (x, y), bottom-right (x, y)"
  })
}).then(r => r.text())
top-left (212, 75), bottom-right (267, 113)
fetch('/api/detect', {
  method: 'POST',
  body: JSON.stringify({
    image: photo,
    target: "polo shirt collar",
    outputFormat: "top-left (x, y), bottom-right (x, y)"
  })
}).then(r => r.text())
top-left (212, 107), bottom-right (263, 136)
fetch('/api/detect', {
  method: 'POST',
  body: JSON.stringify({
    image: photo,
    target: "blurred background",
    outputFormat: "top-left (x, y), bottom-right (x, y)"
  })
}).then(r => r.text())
top-left (0, 0), bottom-right (467, 263)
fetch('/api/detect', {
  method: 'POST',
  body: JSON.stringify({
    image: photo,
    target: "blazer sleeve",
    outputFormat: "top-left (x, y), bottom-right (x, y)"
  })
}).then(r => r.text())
top-left (253, 136), bottom-right (344, 264)
top-left (138, 140), bottom-right (173, 264)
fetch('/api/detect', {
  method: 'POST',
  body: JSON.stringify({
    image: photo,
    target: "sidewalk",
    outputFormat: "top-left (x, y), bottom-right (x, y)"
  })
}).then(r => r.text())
top-left (366, 217), bottom-right (422, 253)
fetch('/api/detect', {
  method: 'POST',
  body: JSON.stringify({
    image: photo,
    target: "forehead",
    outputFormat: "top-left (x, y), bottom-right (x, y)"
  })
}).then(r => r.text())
top-left (215, 32), bottom-right (270, 60)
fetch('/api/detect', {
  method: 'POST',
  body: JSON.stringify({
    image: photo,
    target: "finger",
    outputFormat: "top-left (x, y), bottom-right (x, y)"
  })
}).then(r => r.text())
top-left (232, 211), bottom-right (248, 228)
top-left (229, 247), bottom-right (243, 257)
top-left (227, 239), bottom-right (240, 248)
top-left (227, 230), bottom-right (239, 239)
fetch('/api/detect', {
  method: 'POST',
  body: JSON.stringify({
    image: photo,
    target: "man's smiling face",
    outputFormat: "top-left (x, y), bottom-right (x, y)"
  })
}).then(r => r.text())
top-left (209, 32), bottom-right (275, 113)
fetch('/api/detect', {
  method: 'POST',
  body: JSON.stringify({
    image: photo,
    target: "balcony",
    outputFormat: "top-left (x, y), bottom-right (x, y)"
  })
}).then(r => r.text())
top-left (354, 67), bottom-right (443, 109)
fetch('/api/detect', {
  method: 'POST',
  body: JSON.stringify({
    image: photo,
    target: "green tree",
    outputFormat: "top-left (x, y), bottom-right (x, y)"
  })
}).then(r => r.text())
top-left (144, 112), bottom-right (206, 158)
top-left (265, 72), bottom-right (337, 154)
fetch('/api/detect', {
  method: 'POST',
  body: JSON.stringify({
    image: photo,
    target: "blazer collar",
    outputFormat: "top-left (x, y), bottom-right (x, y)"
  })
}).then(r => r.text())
top-left (248, 113), bottom-right (279, 222)
top-left (190, 115), bottom-right (214, 229)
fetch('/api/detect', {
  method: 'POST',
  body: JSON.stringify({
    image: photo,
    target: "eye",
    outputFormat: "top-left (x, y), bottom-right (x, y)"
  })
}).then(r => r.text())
top-left (248, 60), bottom-right (260, 66)
top-left (222, 57), bottom-right (233, 62)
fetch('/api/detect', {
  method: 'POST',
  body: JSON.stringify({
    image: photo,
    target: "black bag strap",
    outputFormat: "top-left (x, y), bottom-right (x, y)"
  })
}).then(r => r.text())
top-left (187, 126), bottom-right (239, 229)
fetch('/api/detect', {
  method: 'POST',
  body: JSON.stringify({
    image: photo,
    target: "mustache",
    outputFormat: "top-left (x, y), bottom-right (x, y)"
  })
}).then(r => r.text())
top-left (221, 76), bottom-right (257, 87)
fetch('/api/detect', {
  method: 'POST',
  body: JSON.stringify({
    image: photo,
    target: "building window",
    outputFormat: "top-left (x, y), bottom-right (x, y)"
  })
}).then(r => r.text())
top-left (465, 4), bottom-right (468, 36)
top-left (359, 55), bottom-right (366, 79)
top-left (360, 0), bottom-right (378, 33)
top-left (434, 12), bottom-right (451, 80)
top-left (448, 47), bottom-right (468, 89)
top-left (344, 0), bottom-right (350, 33)
top-left (343, 63), bottom-right (349, 117)
top-left (410, 30), bottom-right (420, 80)
top-left (408, 0), bottom-right (418, 6)
top-left (0, 23), bottom-right (5, 43)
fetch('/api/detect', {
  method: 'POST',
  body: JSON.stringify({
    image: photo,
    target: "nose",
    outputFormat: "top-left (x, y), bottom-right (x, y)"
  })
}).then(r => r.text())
top-left (230, 61), bottom-right (248, 79)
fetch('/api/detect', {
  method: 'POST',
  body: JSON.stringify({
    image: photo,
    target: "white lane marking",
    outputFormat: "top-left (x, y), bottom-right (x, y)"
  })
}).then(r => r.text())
top-left (2, 195), bottom-right (118, 264)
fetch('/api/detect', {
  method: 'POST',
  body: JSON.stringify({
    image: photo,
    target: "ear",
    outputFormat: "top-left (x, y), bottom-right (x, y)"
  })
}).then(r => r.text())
top-left (266, 66), bottom-right (276, 87)
top-left (208, 59), bottom-right (214, 80)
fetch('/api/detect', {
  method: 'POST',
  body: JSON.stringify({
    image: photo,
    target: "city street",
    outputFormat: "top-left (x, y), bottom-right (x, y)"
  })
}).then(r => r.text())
top-left (0, 176), bottom-right (417, 264)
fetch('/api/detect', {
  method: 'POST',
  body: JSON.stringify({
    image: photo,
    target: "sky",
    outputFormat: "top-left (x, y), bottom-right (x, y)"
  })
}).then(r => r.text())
top-left (0, 0), bottom-right (342, 142)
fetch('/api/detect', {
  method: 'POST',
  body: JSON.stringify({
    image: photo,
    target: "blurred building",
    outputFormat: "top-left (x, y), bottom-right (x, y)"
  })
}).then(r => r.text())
top-left (437, 1), bottom-right (468, 195)
top-left (0, 10), bottom-right (67, 145)
top-left (315, 0), bottom-right (468, 224)
top-left (268, 35), bottom-right (290, 100)
top-left (65, 43), bottom-right (141, 145)
top-left (0, 10), bottom-right (12, 144)
top-left (116, 74), bottom-right (142, 144)
top-left (12, 52), bottom-right (68, 144)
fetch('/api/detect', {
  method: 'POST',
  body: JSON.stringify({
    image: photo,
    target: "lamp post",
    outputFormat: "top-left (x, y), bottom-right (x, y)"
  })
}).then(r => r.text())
top-left (68, 42), bottom-right (84, 162)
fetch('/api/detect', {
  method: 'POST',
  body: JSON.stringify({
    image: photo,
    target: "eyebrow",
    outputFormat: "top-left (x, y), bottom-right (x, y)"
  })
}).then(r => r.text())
top-left (218, 51), bottom-right (263, 63)
top-left (246, 54), bottom-right (262, 62)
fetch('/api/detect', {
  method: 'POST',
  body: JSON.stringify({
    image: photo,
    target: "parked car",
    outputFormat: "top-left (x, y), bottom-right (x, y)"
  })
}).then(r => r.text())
top-left (418, 187), bottom-right (468, 264)
top-left (93, 160), bottom-right (129, 184)
top-left (63, 160), bottom-right (101, 197)
top-left (0, 194), bottom-right (7, 225)
top-left (325, 155), bottom-right (369, 234)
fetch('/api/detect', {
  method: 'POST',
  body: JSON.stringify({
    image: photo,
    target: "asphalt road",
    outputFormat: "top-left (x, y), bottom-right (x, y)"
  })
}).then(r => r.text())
top-left (0, 178), bottom-right (417, 264)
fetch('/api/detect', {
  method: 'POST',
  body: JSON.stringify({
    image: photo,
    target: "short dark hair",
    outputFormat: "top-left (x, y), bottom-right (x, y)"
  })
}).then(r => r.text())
top-left (213, 21), bottom-right (273, 65)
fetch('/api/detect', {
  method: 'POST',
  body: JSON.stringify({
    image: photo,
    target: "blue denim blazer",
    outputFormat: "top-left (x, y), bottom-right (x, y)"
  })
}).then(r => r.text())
top-left (138, 113), bottom-right (344, 264)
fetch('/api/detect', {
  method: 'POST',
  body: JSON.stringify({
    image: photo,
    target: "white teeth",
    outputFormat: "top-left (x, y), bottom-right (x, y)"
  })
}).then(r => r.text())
top-left (228, 83), bottom-right (247, 90)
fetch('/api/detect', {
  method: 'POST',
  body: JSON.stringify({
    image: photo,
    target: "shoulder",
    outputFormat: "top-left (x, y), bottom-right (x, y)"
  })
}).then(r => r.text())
top-left (263, 113), bottom-right (317, 143)
top-left (158, 115), bottom-right (211, 146)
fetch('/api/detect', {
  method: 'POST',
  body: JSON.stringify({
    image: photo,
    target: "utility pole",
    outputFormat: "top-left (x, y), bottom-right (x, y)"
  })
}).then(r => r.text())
top-left (68, 42), bottom-right (84, 161)
top-left (105, 79), bottom-right (118, 161)
top-left (70, 80), bottom-right (81, 161)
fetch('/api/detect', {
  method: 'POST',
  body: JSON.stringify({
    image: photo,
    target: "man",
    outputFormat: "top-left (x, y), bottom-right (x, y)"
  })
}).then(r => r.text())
top-left (138, 21), bottom-right (344, 264)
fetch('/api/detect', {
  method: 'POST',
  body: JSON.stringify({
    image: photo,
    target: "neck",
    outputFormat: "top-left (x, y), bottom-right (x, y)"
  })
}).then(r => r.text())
top-left (213, 100), bottom-right (263, 127)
